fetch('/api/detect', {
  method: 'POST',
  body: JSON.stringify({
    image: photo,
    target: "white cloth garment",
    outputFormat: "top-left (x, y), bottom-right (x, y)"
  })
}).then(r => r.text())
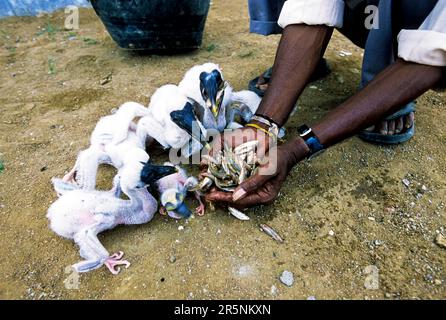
top-left (278, 0), bottom-right (345, 28)
top-left (398, 2), bottom-right (446, 67)
top-left (278, 0), bottom-right (446, 67)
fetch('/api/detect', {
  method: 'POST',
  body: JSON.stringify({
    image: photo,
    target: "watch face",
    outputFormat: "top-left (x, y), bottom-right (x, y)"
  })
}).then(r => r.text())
top-left (298, 125), bottom-right (311, 136)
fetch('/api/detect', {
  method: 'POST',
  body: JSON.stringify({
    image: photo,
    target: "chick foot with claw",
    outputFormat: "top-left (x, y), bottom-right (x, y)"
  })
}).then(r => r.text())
top-left (104, 252), bottom-right (131, 275)
top-left (195, 192), bottom-right (206, 216)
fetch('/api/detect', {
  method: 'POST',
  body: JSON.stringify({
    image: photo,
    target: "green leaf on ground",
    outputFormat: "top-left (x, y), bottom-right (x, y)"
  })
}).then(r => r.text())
top-left (205, 43), bottom-right (217, 52)
top-left (82, 37), bottom-right (99, 45)
top-left (48, 58), bottom-right (56, 75)
top-left (36, 20), bottom-right (60, 39)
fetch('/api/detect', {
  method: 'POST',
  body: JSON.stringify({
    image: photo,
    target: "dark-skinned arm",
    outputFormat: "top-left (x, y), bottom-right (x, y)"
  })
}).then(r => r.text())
top-left (255, 24), bottom-right (334, 126)
top-left (312, 59), bottom-right (444, 147)
top-left (206, 24), bottom-right (333, 162)
top-left (208, 54), bottom-right (444, 207)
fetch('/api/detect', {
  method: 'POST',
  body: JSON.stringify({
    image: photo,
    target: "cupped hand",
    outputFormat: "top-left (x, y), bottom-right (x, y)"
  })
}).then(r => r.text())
top-left (202, 126), bottom-right (272, 165)
top-left (204, 142), bottom-right (303, 208)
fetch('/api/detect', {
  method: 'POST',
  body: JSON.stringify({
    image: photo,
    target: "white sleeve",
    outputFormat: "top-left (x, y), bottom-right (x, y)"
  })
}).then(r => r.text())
top-left (278, 0), bottom-right (345, 29)
top-left (398, 2), bottom-right (446, 67)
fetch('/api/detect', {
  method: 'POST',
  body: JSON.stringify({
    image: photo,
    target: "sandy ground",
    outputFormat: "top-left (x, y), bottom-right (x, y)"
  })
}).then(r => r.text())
top-left (0, 0), bottom-right (445, 300)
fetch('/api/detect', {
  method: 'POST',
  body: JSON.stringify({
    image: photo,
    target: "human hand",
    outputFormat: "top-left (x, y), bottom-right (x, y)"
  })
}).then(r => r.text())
top-left (203, 125), bottom-right (272, 164)
top-left (204, 139), bottom-right (309, 208)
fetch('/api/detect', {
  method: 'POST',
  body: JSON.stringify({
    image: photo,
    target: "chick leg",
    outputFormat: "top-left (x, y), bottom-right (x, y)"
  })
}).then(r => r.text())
top-left (82, 223), bottom-right (130, 275)
top-left (65, 146), bottom-right (108, 190)
top-left (73, 223), bottom-right (130, 275)
top-left (63, 149), bottom-right (88, 184)
top-left (72, 228), bottom-right (109, 273)
top-left (182, 177), bottom-right (205, 216)
top-left (194, 191), bottom-right (205, 216)
top-left (109, 174), bottom-right (122, 198)
top-left (62, 165), bottom-right (77, 184)
top-left (159, 206), bottom-right (167, 216)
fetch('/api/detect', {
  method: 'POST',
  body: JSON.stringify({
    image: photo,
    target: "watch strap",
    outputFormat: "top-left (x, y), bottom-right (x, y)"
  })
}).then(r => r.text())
top-left (297, 124), bottom-right (325, 158)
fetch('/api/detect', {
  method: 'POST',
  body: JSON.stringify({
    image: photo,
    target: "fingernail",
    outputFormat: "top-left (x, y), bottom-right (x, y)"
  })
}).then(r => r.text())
top-left (233, 188), bottom-right (247, 202)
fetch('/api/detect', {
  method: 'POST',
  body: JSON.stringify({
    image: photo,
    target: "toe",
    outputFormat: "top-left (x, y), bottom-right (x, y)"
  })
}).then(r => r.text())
top-left (376, 121), bottom-right (388, 135)
top-left (115, 260), bottom-right (130, 268)
top-left (110, 251), bottom-right (124, 260)
top-left (404, 112), bottom-right (415, 129)
top-left (387, 120), bottom-right (396, 135)
top-left (395, 117), bottom-right (404, 134)
top-left (105, 262), bottom-right (119, 275)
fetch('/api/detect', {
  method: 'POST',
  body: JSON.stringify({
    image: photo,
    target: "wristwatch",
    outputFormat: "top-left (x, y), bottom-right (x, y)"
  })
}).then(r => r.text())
top-left (297, 124), bottom-right (325, 159)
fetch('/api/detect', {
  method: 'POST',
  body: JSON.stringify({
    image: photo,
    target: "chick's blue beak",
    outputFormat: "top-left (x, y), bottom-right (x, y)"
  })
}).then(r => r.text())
top-left (174, 202), bottom-right (192, 219)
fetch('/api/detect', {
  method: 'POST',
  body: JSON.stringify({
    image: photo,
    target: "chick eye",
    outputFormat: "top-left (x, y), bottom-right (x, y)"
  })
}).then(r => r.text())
top-left (135, 182), bottom-right (146, 189)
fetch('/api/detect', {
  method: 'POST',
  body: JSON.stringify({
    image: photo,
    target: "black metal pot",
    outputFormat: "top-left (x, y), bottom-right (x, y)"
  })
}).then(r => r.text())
top-left (90, 0), bottom-right (211, 51)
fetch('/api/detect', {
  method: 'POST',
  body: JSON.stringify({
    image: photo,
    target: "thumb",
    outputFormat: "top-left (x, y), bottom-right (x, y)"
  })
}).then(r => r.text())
top-left (232, 173), bottom-right (271, 202)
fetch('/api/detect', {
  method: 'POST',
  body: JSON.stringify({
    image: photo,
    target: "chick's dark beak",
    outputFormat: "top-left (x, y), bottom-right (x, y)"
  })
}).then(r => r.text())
top-left (170, 102), bottom-right (205, 143)
top-left (200, 70), bottom-right (223, 118)
top-left (140, 163), bottom-right (177, 185)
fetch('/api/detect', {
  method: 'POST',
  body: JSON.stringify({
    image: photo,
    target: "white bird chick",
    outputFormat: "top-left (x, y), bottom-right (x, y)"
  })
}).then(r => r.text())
top-left (63, 101), bottom-right (150, 190)
top-left (178, 62), bottom-right (262, 132)
top-left (155, 162), bottom-right (205, 219)
top-left (136, 84), bottom-right (203, 157)
top-left (136, 64), bottom-right (262, 159)
top-left (47, 149), bottom-right (177, 274)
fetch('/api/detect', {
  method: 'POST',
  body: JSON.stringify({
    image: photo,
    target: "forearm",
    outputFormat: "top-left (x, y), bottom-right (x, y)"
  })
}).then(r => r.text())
top-left (312, 59), bottom-right (444, 147)
top-left (286, 58), bottom-right (445, 164)
top-left (256, 24), bottom-right (333, 127)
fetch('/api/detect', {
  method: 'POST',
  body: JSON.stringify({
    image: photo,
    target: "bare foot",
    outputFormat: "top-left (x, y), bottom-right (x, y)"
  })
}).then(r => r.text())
top-left (365, 112), bottom-right (415, 136)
